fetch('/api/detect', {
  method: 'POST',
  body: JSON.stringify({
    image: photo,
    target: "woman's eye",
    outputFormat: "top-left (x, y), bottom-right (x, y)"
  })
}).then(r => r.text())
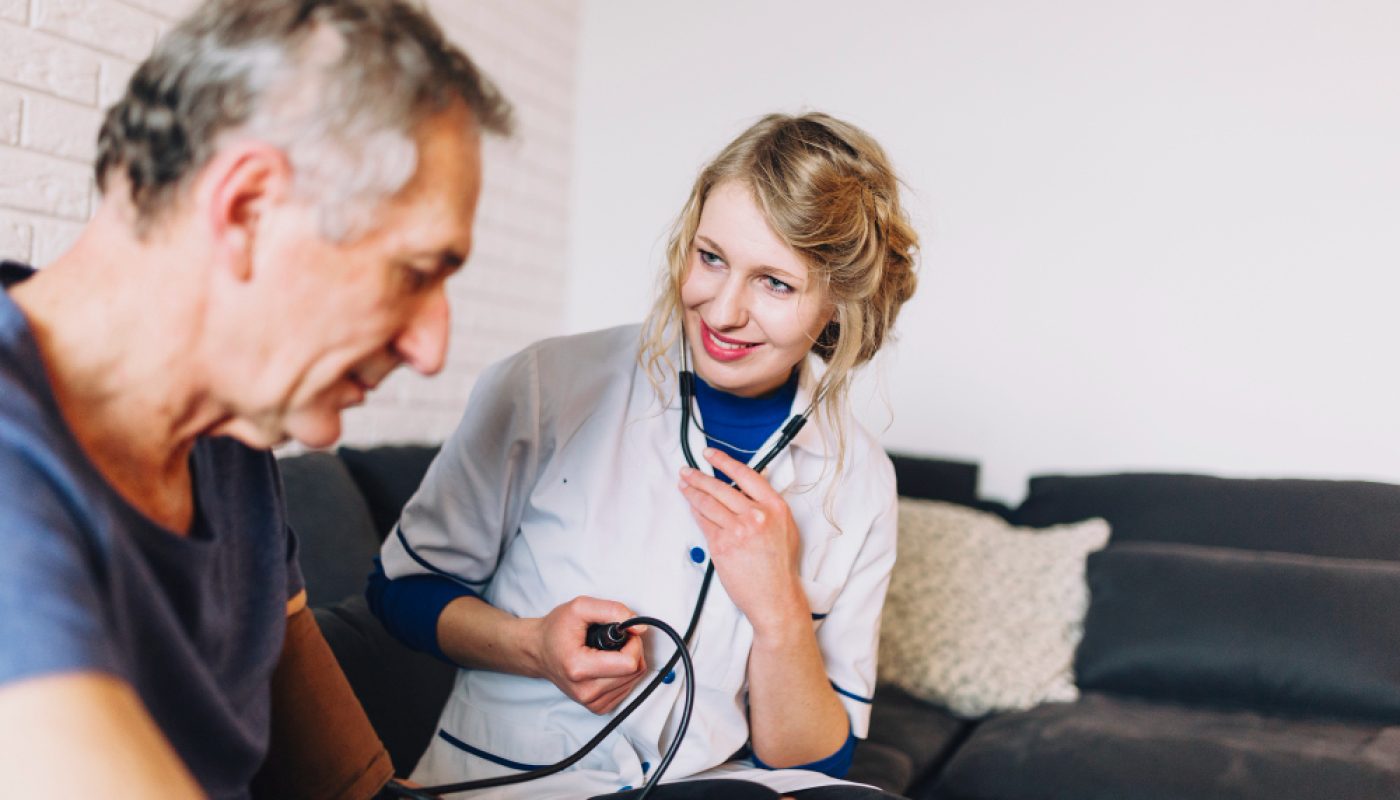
top-left (763, 276), bottom-right (795, 295)
top-left (697, 248), bottom-right (724, 268)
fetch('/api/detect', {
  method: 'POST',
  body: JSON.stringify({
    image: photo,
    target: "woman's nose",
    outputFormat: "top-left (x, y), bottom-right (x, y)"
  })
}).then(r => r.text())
top-left (707, 276), bottom-right (747, 329)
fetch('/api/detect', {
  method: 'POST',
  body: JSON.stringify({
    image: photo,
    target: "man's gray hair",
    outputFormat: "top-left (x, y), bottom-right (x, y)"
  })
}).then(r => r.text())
top-left (95, 0), bottom-right (512, 239)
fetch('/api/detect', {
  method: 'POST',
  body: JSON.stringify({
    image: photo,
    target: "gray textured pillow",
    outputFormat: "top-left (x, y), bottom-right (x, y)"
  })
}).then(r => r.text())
top-left (878, 499), bottom-right (1110, 718)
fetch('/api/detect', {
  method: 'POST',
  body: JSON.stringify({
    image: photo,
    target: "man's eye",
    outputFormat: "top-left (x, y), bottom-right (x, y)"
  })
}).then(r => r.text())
top-left (401, 265), bottom-right (433, 291)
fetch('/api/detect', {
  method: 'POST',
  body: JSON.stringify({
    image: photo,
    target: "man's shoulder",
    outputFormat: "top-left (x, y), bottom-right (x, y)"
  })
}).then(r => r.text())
top-left (0, 297), bottom-right (85, 510)
top-left (0, 260), bottom-right (35, 289)
top-left (0, 264), bottom-right (52, 420)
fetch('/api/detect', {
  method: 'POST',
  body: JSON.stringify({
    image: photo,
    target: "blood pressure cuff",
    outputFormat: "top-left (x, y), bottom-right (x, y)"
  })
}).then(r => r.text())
top-left (251, 606), bottom-right (395, 799)
top-left (1076, 542), bottom-right (1400, 723)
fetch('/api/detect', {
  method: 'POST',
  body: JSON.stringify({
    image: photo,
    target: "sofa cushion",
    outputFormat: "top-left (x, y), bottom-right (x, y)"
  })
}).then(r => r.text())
top-left (279, 452), bottom-right (382, 606)
top-left (865, 683), bottom-right (970, 792)
top-left (337, 444), bottom-right (440, 540)
top-left (929, 692), bottom-right (1400, 800)
top-left (1012, 473), bottom-right (1400, 560)
top-left (314, 594), bottom-right (457, 776)
top-left (1076, 542), bottom-right (1400, 723)
top-left (879, 499), bottom-right (1109, 718)
top-left (847, 742), bottom-right (913, 795)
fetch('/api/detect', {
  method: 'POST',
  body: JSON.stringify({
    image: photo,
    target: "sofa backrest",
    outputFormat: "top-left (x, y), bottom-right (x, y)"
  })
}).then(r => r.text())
top-left (279, 451), bottom-right (383, 607)
top-left (1012, 472), bottom-right (1400, 724)
top-left (336, 445), bottom-right (440, 541)
top-left (888, 452), bottom-right (1014, 518)
top-left (279, 445), bottom-right (441, 606)
top-left (1076, 541), bottom-right (1400, 723)
top-left (1012, 473), bottom-right (1400, 561)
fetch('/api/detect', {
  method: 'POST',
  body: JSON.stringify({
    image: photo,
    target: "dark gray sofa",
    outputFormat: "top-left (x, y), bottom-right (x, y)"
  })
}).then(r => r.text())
top-left (281, 446), bottom-right (1400, 798)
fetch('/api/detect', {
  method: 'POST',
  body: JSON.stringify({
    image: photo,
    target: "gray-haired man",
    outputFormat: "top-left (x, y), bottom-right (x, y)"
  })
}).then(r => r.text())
top-left (0, 1), bottom-right (509, 796)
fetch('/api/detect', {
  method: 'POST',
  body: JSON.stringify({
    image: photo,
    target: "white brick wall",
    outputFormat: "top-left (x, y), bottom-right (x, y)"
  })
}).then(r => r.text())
top-left (0, 0), bottom-right (581, 448)
top-left (339, 0), bottom-right (580, 445)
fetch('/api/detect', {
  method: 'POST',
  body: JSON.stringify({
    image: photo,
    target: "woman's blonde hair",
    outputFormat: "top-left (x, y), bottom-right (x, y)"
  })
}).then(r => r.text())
top-left (640, 112), bottom-right (919, 476)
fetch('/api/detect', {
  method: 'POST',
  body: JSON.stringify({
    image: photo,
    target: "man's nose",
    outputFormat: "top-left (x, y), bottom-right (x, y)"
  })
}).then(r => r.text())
top-left (394, 286), bottom-right (450, 376)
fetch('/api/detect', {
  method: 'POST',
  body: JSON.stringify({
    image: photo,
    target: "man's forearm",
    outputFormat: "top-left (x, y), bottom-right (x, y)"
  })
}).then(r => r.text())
top-left (0, 672), bottom-right (203, 799)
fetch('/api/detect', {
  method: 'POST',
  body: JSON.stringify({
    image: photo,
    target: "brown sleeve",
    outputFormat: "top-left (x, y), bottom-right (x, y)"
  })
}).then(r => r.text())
top-left (251, 606), bottom-right (395, 800)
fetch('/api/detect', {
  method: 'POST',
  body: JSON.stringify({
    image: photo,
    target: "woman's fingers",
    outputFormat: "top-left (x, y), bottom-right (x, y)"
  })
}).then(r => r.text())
top-left (678, 481), bottom-right (739, 528)
top-left (569, 595), bottom-right (636, 627)
top-left (686, 505), bottom-right (724, 542)
top-left (578, 636), bottom-right (648, 713)
top-left (540, 596), bottom-right (650, 711)
top-left (678, 466), bottom-right (750, 515)
top-left (588, 673), bottom-right (646, 715)
top-left (701, 447), bottom-right (780, 504)
top-left (573, 648), bottom-right (645, 680)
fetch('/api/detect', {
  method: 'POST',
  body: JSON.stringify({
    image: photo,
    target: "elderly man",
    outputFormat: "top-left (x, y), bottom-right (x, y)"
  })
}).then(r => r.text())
top-left (0, 0), bottom-right (510, 797)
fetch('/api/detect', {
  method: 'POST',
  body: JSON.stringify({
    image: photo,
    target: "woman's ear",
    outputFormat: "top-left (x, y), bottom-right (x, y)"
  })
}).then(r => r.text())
top-left (197, 142), bottom-right (293, 282)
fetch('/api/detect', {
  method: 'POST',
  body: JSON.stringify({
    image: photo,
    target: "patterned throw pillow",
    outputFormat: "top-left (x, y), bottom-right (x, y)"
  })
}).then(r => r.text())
top-left (877, 499), bottom-right (1110, 718)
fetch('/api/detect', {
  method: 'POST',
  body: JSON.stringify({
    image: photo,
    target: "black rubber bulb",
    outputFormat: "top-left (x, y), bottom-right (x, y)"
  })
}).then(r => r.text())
top-left (586, 622), bottom-right (627, 651)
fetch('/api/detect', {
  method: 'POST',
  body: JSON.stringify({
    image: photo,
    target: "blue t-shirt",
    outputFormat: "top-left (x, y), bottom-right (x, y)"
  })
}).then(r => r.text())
top-left (0, 262), bottom-right (304, 799)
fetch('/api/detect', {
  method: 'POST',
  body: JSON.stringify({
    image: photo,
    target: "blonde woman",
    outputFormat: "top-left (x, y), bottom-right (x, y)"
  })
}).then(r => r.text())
top-left (371, 112), bottom-right (919, 800)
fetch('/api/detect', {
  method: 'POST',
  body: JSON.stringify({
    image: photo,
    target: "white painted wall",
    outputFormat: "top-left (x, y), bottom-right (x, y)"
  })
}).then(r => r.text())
top-left (568, 0), bottom-right (1400, 503)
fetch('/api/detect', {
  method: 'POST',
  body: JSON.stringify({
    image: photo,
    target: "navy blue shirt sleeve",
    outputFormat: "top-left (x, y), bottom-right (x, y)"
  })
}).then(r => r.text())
top-left (365, 556), bottom-right (476, 664)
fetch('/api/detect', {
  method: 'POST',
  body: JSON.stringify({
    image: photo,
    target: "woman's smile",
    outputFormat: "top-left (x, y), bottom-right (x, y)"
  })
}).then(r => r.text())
top-left (700, 320), bottom-right (762, 361)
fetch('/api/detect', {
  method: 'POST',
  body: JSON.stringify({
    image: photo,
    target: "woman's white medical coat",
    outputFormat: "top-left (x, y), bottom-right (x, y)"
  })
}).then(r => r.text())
top-left (379, 325), bottom-right (898, 799)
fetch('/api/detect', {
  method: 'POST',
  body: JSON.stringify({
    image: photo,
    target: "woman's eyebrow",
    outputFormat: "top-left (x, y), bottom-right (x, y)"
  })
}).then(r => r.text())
top-left (695, 235), bottom-right (728, 261)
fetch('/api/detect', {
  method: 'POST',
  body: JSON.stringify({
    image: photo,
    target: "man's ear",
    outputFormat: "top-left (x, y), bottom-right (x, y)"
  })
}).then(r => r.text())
top-left (197, 142), bottom-right (293, 282)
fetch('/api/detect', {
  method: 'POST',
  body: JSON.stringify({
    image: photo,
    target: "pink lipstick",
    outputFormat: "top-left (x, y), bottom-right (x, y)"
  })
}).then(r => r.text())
top-left (699, 320), bottom-right (760, 362)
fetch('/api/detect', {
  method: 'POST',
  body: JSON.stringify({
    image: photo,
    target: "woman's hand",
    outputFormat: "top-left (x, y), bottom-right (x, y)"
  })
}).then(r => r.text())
top-left (678, 448), bottom-right (809, 636)
top-left (527, 596), bottom-right (648, 714)
top-left (679, 449), bottom-right (851, 768)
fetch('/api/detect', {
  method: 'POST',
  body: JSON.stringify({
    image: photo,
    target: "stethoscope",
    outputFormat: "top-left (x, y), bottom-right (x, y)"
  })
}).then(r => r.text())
top-left (386, 341), bottom-right (813, 800)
